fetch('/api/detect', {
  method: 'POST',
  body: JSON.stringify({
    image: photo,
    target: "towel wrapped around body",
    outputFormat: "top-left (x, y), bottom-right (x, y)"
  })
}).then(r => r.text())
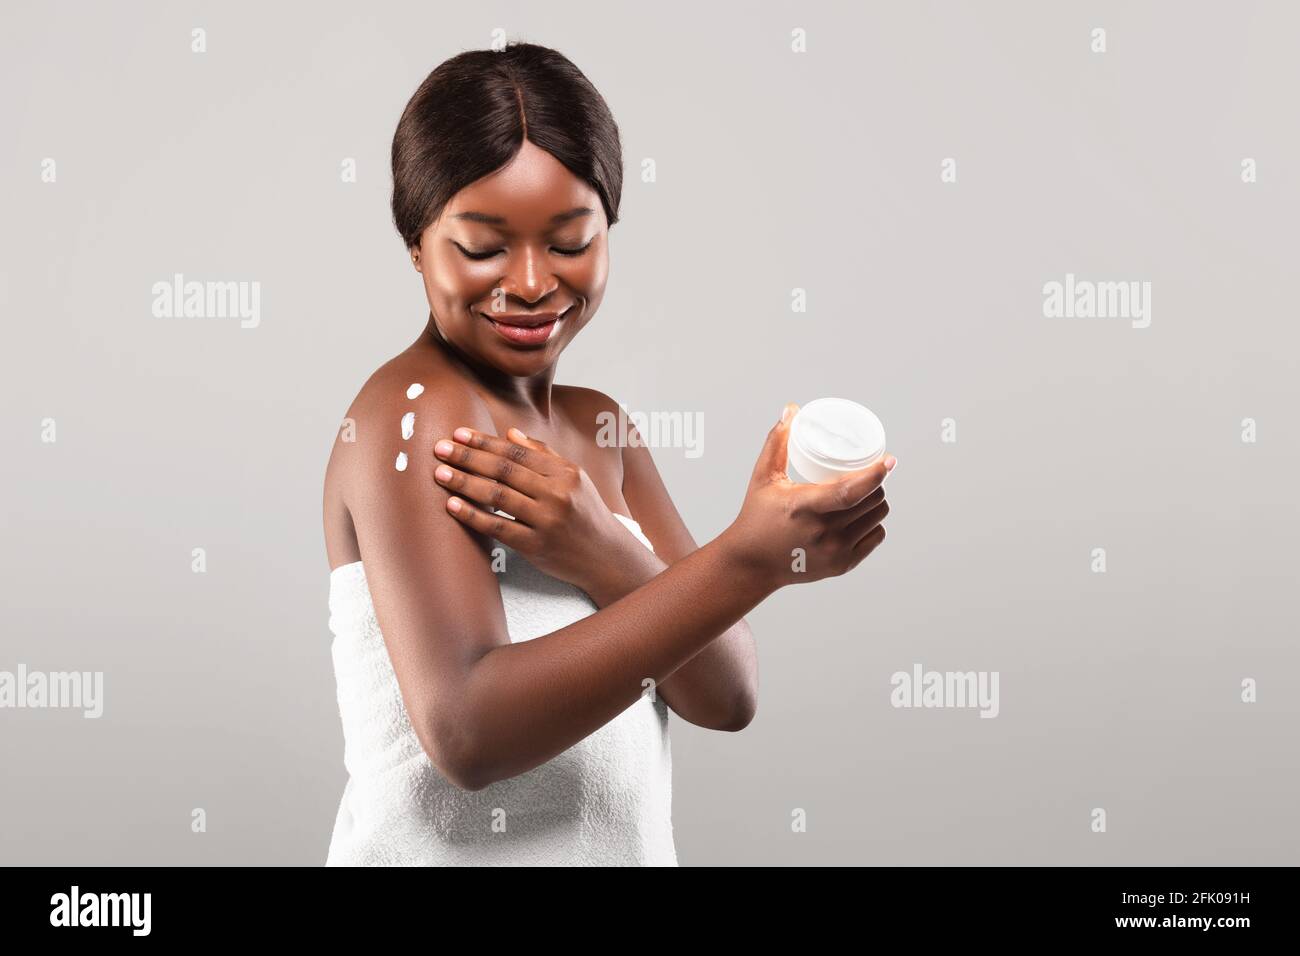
top-left (325, 512), bottom-right (677, 866)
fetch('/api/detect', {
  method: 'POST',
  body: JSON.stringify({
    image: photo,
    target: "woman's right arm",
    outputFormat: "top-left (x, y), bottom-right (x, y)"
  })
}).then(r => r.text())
top-left (344, 383), bottom-right (889, 791)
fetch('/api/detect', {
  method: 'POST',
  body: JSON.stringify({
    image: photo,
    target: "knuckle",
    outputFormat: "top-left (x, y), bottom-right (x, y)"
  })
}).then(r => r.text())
top-left (493, 457), bottom-right (515, 482)
top-left (842, 530), bottom-right (863, 561)
top-left (828, 542), bottom-right (850, 573)
top-left (506, 442), bottom-right (529, 464)
top-left (834, 481), bottom-right (854, 509)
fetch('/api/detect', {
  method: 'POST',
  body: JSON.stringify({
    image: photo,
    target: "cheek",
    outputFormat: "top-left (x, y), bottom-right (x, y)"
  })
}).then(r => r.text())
top-left (569, 251), bottom-right (608, 297)
top-left (427, 256), bottom-right (497, 309)
top-left (565, 258), bottom-right (607, 336)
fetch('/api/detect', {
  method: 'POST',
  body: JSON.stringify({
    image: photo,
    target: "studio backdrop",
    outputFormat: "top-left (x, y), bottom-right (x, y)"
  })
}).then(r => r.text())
top-left (2, 0), bottom-right (1297, 865)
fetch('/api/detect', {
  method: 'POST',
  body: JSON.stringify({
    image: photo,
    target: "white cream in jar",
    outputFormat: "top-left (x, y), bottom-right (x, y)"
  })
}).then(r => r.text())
top-left (786, 398), bottom-right (886, 483)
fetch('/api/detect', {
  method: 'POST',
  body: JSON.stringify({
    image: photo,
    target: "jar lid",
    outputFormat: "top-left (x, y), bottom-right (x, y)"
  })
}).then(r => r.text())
top-left (791, 398), bottom-right (886, 470)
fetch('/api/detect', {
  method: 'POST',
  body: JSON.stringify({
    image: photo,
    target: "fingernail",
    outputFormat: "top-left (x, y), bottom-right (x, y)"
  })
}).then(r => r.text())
top-left (453, 427), bottom-right (472, 443)
top-left (884, 454), bottom-right (897, 471)
top-left (435, 465), bottom-right (452, 481)
top-left (447, 497), bottom-right (462, 512)
top-left (781, 405), bottom-right (793, 425)
top-left (434, 440), bottom-right (453, 456)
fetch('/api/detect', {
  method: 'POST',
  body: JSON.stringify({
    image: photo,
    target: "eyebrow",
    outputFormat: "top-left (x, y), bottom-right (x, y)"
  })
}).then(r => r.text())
top-left (452, 207), bottom-right (595, 227)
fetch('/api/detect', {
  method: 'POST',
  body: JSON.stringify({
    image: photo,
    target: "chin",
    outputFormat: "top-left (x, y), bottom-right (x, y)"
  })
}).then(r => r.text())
top-left (492, 346), bottom-right (562, 371)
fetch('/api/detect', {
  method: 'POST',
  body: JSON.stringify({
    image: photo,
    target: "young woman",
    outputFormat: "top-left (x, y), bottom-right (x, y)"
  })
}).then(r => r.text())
top-left (322, 42), bottom-right (895, 866)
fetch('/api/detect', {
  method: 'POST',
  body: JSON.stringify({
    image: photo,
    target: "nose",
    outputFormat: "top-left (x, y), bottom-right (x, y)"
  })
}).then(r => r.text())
top-left (497, 243), bottom-right (558, 306)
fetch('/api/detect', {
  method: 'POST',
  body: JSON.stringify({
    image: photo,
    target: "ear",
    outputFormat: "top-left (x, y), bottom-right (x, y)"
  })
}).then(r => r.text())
top-left (411, 249), bottom-right (422, 273)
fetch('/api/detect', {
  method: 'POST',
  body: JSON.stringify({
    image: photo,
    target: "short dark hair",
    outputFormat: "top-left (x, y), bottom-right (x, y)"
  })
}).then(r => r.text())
top-left (391, 42), bottom-right (624, 250)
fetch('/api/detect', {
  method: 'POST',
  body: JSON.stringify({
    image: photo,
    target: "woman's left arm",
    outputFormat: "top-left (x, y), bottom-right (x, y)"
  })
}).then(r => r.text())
top-left (431, 405), bottom-right (760, 732)
top-left (611, 420), bottom-right (760, 732)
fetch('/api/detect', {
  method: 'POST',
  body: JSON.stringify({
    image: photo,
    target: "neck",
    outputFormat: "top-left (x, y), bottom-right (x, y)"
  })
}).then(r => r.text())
top-left (421, 311), bottom-right (557, 419)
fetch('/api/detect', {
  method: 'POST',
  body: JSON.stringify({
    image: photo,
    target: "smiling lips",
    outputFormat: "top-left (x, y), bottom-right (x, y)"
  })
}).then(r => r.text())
top-left (481, 307), bottom-right (571, 346)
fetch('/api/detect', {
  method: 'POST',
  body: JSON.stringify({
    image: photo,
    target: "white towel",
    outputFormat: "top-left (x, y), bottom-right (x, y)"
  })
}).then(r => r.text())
top-left (325, 512), bottom-right (677, 866)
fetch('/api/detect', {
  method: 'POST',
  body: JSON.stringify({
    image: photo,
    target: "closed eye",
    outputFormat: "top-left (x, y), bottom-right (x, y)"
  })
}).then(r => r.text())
top-left (552, 240), bottom-right (593, 257)
top-left (453, 240), bottom-right (593, 261)
top-left (453, 243), bottom-right (501, 261)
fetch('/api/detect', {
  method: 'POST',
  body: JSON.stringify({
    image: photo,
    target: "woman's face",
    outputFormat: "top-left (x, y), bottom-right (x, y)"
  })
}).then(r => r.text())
top-left (412, 138), bottom-right (610, 377)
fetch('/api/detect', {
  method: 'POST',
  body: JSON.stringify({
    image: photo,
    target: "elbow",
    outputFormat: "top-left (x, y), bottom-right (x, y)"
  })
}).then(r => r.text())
top-left (717, 626), bottom-right (760, 732)
top-left (720, 690), bottom-right (758, 732)
top-left (446, 765), bottom-right (492, 793)
top-left (419, 711), bottom-right (492, 792)
top-left (438, 753), bottom-right (492, 793)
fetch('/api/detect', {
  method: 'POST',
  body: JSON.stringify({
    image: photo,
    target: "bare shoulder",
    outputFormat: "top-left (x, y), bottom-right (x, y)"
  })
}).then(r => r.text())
top-left (556, 385), bottom-right (700, 560)
top-left (554, 384), bottom-right (628, 440)
top-left (555, 383), bottom-right (619, 410)
top-left (324, 352), bottom-right (494, 527)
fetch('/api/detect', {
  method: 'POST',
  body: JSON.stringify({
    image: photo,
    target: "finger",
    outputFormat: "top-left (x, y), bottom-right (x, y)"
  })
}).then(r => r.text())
top-left (506, 426), bottom-right (555, 456)
top-left (851, 523), bottom-right (886, 557)
top-left (844, 497), bottom-right (889, 541)
top-left (805, 457), bottom-right (890, 514)
top-left (750, 403), bottom-right (799, 486)
top-left (444, 495), bottom-right (537, 550)
top-left (833, 486), bottom-right (885, 528)
top-left (455, 426), bottom-right (558, 478)
top-left (434, 462), bottom-right (540, 525)
top-left (434, 434), bottom-right (548, 496)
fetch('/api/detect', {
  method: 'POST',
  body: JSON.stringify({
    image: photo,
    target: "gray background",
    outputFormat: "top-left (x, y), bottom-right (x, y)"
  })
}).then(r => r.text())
top-left (2, 0), bottom-right (1297, 865)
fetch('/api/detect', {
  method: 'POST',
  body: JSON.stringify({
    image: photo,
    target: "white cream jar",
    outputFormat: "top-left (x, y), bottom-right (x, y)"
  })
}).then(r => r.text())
top-left (786, 398), bottom-right (887, 483)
